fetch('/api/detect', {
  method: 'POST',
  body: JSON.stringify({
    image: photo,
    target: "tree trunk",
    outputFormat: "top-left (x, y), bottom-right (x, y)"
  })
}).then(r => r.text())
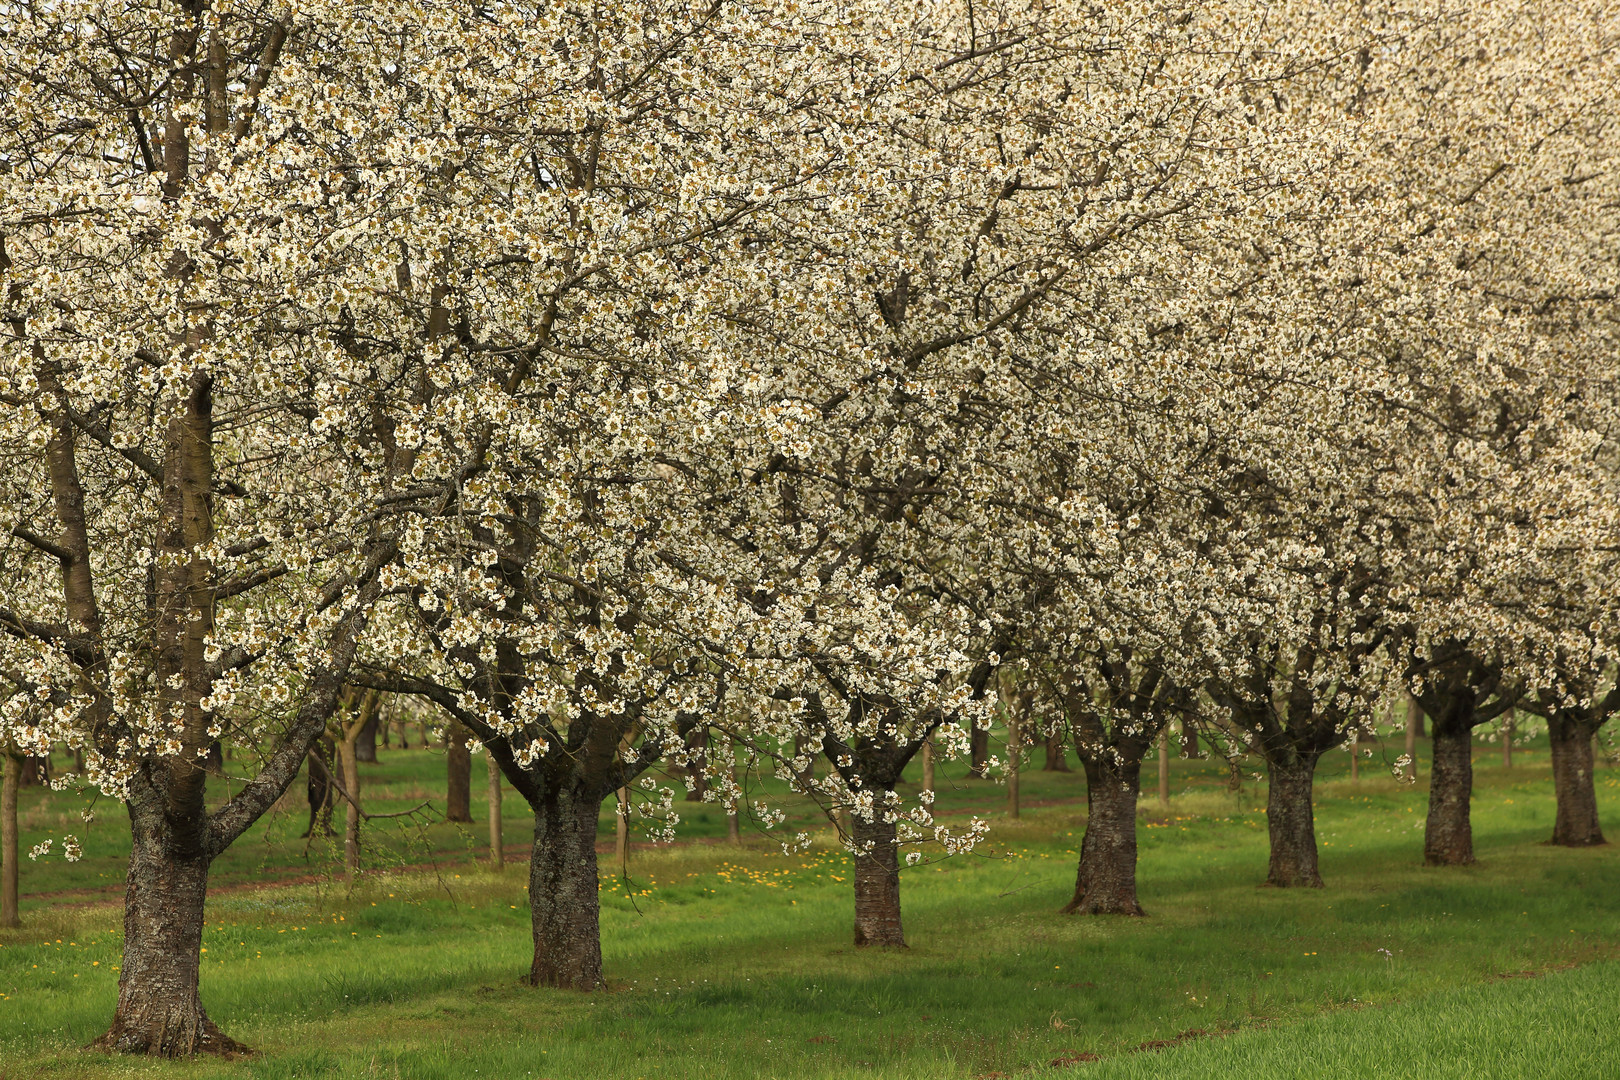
top-left (1063, 754), bottom-right (1145, 916)
top-left (793, 735), bottom-right (816, 786)
top-left (1424, 722), bottom-right (1475, 866)
top-left (1007, 712), bottom-right (1021, 819)
top-left (94, 823), bottom-right (244, 1056)
top-left (445, 721), bottom-right (473, 823)
top-left (921, 738), bottom-right (935, 796)
top-left (1157, 731), bottom-right (1170, 808)
top-left (851, 809), bottom-right (905, 947)
top-left (354, 706), bottom-right (379, 764)
top-left (684, 727), bottom-right (708, 802)
top-left (969, 723), bottom-right (989, 777)
top-left (525, 789), bottom-right (605, 990)
top-left (1501, 709), bottom-right (1513, 769)
top-left (615, 787), bottom-right (628, 880)
top-left (1044, 731), bottom-right (1070, 771)
top-left (1181, 723), bottom-right (1198, 759)
top-left (339, 735), bottom-right (360, 878)
top-left (1349, 730), bottom-right (1359, 783)
top-left (19, 754), bottom-right (47, 787)
top-left (1404, 696), bottom-right (1421, 780)
top-left (487, 753), bottom-right (504, 871)
top-left (1265, 756), bottom-right (1323, 887)
top-left (2, 752), bottom-right (19, 928)
top-left (302, 740), bottom-right (335, 839)
top-left (1549, 716), bottom-right (1605, 847)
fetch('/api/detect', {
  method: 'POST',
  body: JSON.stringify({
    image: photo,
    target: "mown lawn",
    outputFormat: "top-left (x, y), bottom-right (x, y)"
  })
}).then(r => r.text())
top-left (1, 736), bottom-right (1615, 1078)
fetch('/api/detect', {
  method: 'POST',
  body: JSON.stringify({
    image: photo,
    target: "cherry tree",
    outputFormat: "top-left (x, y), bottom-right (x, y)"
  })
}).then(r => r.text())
top-left (0, 0), bottom-right (655, 1051)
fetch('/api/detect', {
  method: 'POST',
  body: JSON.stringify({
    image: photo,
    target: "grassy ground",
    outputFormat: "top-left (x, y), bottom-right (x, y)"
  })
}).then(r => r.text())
top-left (1, 735), bottom-right (1615, 1078)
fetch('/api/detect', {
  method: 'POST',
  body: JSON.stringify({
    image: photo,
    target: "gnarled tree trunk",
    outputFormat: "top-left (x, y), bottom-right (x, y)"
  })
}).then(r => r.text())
top-left (1265, 756), bottom-right (1323, 887)
top-left (851, 808), bottom-right (905, 947)
top-left (1549, 716), bottom-right (1605, 847)
top-left (1424, 722), bottom-right (1475, 865)
top-left (1064, 753), bottom-right (1145, 916)
top-left (93, 815), bottom-right (244, 1057)
top-left (526, 788), bottom-right (605, 990)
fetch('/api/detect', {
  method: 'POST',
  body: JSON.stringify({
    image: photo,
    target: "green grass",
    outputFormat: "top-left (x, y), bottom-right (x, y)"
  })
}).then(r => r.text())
top-left (1, 738), bottom-right (1616, 1078)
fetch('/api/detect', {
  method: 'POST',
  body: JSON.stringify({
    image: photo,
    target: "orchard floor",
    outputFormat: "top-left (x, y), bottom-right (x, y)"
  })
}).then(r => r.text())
top-left (1, 741), bottom-right (1617, 1079)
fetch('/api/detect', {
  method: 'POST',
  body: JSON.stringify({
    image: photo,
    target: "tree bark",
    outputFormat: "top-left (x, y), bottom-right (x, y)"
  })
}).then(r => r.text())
top-left (1181, 723), bottom-right (1198, 759)
top-left (2, 752), bottom-right (19, 928)
top-left (1063, 754), bottom-right (1145, 916)
top-left (445, 720), bottom-right (473, 823)
top-left (525, 789), bottom-right (605, 990)
top-left (921, 738), bottom-right (935, 796)
top-left (1424, 721), bottom-right (1475, 866)
top-left (1265, 756), bottom-right (1323, 887)
top-left (851, 809), bottom-right (905, 947)
top-left (93, 817), bottom-right (244, 1056)
top-left (1549, 716), bottom-right (1605, 847)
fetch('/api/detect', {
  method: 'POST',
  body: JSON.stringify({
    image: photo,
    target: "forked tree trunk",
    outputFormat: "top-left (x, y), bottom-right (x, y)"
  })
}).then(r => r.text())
top-left (851, 809), bottom-right (905, 947)
top-left (1424, 723), bottom-right (1475, 866)
top-left (1063, 754), bottom-right (1145, 916)
top-left (94, 820), bottom-right (244, 1056)
top-left (1549, 716), bottom-right (1606, 847)
top-left (526, 789), bottom-right (605, 990)
top-left (1265, 756), bottom-right (1323, 887)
